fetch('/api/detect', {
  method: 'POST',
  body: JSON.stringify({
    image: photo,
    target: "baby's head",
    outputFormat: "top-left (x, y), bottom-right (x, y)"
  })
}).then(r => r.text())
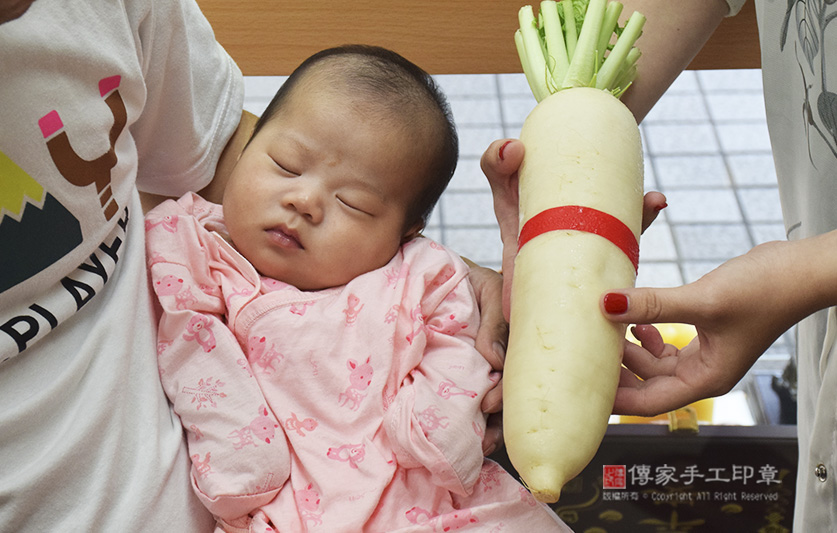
top-left (223, 45), bottom-right (458, 290)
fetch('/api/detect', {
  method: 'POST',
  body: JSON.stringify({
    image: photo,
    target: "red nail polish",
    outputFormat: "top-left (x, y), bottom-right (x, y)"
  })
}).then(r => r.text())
top-left (499, 140), bottom-right (513, 161)
top-left (654, 202), bottom-right (668, 212)
top-left (604, 293), bottom-right (629, 314)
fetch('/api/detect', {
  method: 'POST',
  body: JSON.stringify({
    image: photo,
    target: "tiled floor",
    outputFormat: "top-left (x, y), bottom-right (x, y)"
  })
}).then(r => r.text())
top-left (243, 69), bottom-right (793, 379)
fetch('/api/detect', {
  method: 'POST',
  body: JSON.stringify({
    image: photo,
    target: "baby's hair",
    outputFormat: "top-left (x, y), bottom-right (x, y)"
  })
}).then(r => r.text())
top-left (249, 44), bottom-right (458, 233)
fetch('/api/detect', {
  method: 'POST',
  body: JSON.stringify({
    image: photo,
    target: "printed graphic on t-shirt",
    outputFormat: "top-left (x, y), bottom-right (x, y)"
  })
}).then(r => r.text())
top-left (0, 75), bottom-right (128, 360)
top-left (39, 75), bottom-right (125, 221)
top-left (782, 2), bottom-right (837, 162)
top-left (0, 151), bottom-right (82, 293)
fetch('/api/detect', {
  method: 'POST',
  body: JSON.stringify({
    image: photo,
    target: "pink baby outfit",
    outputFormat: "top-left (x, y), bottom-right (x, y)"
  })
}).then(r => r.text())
top-left (146, 193), bottom-right (569, 532)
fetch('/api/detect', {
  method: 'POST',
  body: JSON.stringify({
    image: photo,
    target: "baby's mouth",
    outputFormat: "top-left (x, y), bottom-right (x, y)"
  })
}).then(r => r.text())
top-left (267, 225), bottom-right (303, 249)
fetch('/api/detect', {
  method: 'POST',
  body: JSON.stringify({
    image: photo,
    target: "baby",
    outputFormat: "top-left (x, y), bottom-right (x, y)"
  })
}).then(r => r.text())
top-left (145, 45), bottom-right (569, 532)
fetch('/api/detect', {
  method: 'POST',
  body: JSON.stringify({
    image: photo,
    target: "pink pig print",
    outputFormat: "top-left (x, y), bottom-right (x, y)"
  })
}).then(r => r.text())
top-left (295, 484), bottom-right (323, 527)
top-left (155, 274), bottom-right (183, 296)
top-left (154, 274), bottom-right (195, 308)
top-left (338, 357), bottom-right (373, 410)
top-left (326, 443), bottom-right (366, 469)
top-left (250, 404), bottom-right (280, 443)
top-left (182, 315), bottom-right (216, 352)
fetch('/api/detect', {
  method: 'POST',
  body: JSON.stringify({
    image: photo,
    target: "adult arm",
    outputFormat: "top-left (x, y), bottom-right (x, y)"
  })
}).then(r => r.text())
top-left (602, 231), bottom-right (837, 416)
top-left (617, 0), bottom-right (731, 122)
top-left (463, 259), bottom-right (507, 414)
top-left (140, 109), bottom-right (258, 213)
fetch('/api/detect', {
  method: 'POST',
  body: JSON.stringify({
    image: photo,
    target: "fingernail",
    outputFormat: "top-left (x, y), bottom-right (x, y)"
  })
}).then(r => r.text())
top-left (604, 292), bottom-right (629, 314)
top-left (484, 443), bottom-right (497, 457)
top-left (499, 140), bottom-right (513, 161)
top-left (654, 202), bottom-right (668, 212)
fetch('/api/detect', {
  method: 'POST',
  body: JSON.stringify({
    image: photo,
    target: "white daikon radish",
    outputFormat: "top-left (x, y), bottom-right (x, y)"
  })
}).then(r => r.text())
top-left (503, 0), bottom-right (646, 503)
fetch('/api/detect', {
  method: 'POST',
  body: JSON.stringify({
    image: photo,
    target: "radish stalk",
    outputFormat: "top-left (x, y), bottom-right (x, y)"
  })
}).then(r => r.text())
top-left (504, 0), bottom-right (645, 503)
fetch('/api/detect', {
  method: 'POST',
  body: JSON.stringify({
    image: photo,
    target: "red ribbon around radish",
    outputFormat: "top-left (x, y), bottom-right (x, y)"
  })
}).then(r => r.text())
top-left (517, 205), bottom-right (639, 273)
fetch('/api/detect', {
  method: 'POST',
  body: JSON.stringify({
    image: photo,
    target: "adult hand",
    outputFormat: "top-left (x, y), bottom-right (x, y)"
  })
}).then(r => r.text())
top-left (480, 138), bottom-right (667, 321)
top-left (602, 236), bottom-right (837, 417)
top-left (465, 261), bottom-right (507, 455)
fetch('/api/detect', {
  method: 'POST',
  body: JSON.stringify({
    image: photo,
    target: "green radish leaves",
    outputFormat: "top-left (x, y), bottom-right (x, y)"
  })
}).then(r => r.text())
top-left (515, 0), bottom-right (645, 101)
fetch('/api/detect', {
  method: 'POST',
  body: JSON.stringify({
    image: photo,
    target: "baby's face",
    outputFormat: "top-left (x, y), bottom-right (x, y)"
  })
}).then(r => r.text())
top-left (223, 85), bottom-right (424, 290)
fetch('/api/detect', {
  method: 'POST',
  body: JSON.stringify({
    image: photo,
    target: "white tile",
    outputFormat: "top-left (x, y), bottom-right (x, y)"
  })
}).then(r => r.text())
top-left (243, 97), bottom-right (271, 117)
top-left (243, 76), bottom-right (285, 116)
top-left (643, 123), bottom-right (720, 154)
top-left (434, 74), bottom-right (498, 97)
top-left (682, 260), bottom-right (725, 283)
top-left (425, 204), bottom-right (442, 227)
top-left (666, 70), bottom-right (700, 94)
top-left (497, 73), bottom-right (532, 96)
top-left (442, 228), bottom-right (503, 268)
top-left (642, 156), bottom-right (658, 191)
top-left (750, 223), bottom-right (788, 244)
top-left (697, 69), bottom-right (763, 91)
top-left (652, 155), bottom-right (730, 189)
top-left (674, 224), bottom-right (752, 260)
top-left (715, 122), bottom-right (773, 152)
top-left (635, 262), bottom-right (683, 287)
top-left (705, 92), bottom-right (767, 122)
top-left (421, 227), bottom-right (443, 243)
top-left (663, 189), bottom-right (743, 223)
top-left (644, 93), bottom-right (709, 122)
top-left (439, 191), bottom-right (498, 226)
top-left (639, 222), bottom-right (678, 261)
top-left (456, 125), bottom-right (505, 158)
top-left (737, 188), bottom-right (784, 223)
top-left (449, 158), bottom-right (491, 192)
top-left (726, 153), bottom-right (778, 186)
top-left (500, 96), bottom-right (537, 127)
top-left (449, 97), bottom-right (502, 126)
top-left (243, 76), bottom-right (286, 97)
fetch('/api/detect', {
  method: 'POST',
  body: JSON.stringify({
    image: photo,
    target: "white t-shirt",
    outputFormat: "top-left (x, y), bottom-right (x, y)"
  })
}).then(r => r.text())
top-left (0, 0), bottom-right (242, 530)
top-left (726, 1), bottom-right (837, 530)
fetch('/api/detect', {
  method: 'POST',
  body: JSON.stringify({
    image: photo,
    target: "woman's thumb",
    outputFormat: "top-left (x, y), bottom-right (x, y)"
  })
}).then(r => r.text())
top-left (601, 286), bottom-right (691, 325)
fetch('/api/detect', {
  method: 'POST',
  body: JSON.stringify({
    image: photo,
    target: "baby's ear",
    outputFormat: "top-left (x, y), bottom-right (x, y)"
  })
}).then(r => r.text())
top-left (402, 220), bottom-right (425, 243)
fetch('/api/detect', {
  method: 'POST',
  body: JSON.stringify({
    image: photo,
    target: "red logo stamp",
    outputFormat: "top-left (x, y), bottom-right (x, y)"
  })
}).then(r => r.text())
top-left (603, 465), bottom-right (627, 489)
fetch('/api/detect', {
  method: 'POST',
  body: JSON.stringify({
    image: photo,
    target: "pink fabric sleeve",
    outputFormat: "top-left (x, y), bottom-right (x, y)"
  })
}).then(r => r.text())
top-left (145, 198), bottom-right (290, 525)
top-left (383, 250), bottom-right (491, 496)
